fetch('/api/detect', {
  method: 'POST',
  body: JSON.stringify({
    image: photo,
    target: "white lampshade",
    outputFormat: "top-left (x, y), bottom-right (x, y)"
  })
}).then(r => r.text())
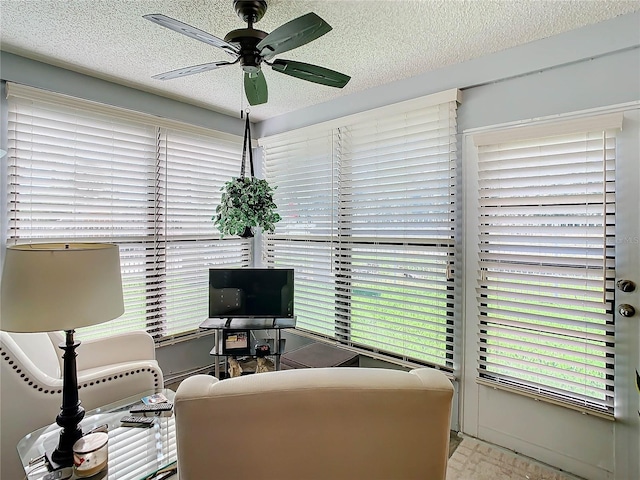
top-left (1, 243), bottom-right (124, 332)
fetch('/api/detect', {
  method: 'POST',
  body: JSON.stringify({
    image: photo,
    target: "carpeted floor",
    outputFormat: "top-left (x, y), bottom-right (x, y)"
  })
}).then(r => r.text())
top-left (447, 437), bottom-right (580, 480)
top-left (449, 431), bottom-right (463, 457)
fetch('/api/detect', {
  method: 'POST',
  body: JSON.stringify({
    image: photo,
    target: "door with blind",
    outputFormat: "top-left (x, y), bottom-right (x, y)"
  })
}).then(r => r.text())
top-left (462, 108), bottom-right (640, 480)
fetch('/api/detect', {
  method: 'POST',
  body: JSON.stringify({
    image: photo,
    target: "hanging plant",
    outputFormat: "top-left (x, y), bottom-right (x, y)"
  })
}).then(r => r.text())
top-left (214, 176), bottom-right (280, 237)
top-left (213, 111), bottom-right (281, 238)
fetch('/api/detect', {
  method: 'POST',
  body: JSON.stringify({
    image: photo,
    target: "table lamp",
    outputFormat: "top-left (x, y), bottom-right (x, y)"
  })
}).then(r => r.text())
top-left (0, 243), bottom-right (124, 468)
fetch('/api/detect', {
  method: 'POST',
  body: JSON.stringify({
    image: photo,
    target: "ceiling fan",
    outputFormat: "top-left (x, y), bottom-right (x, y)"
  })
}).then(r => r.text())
top-left (143, 0), bottom-right (351, 106)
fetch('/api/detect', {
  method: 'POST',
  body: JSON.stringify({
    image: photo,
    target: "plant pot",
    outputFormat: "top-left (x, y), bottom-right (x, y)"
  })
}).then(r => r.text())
top-left (239, 226), bottom-right (254, 238)
top-left (214, 177), bottom-right (280, 238)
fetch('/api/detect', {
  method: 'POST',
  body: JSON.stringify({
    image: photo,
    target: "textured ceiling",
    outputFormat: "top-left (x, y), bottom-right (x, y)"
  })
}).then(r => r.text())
top-left (1, 0), bottom-right (639, 121)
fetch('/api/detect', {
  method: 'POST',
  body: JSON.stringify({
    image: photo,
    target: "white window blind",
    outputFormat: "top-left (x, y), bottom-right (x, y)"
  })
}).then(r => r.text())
top-left (157, 129), bottom-right (249, 336)
top-left (5, 83), bottom-right (250, 341)
top-left (260, 128), bottom-right (338, 337)
top-left (474, 113), bottom-right (622, 414)
top-left (261, 90), bottom-right (459, 369)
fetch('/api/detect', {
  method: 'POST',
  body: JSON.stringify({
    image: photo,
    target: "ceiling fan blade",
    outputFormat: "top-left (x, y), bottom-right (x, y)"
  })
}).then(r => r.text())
top-left (244, 71), bottom-right (268, 106)
top-left (271, 60), bottom-right (350, 88)
top-left (152, 61), bottom-right (235, 80)
top-left (143, 14), bottom-right (239, 57)
top-left (257, 12), bottom-right (332, 60)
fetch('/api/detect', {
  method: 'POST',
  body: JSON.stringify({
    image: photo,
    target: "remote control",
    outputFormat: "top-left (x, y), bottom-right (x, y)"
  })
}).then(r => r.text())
top-left (42, 468), bottom-right (73, 480)
top-left (120, 415), bottom-right (155, 427)
top-left (130, 402), bottom-right (173, 414)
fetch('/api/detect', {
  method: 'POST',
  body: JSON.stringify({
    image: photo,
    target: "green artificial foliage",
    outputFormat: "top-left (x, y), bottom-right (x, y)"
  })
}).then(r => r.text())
top-left (214, 177), bottom-right (281, 237)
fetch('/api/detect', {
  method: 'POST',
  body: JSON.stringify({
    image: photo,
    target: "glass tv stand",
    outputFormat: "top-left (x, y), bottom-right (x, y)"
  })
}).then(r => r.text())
top-left (199, 317), bottom-right (296, 378)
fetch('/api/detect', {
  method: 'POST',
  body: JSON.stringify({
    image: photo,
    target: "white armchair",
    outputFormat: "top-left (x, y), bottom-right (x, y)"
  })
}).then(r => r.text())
top-left (0, 330), bottom-right (163, 480)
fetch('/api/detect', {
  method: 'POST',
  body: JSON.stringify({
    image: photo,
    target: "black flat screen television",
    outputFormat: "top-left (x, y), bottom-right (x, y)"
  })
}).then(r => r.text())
top-left (208, 268), bottom-right (294, 318)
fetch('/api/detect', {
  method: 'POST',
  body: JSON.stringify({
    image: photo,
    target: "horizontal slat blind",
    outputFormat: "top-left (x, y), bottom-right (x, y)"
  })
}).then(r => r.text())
top-left (261, 92), bottom-right (458, 369)
top-left (476, 116), bottom-right (619, 413)
top-left (158, 129), bottom-right (249, 336)
top-left (262, 128), bottom-right (338, 336)
top-left (336, 241), bottom-right (454, 366)
top-left (266, 239), bottom-right (337, 337)
top-left (263, 129), bottom-right (337, 238)
top-left (6, 84), bottom-right (248, 340)
top-left (340, 104), bottom-right (457, 239)
top-left (7, 96), bottom-right (159, 336)
top-left (106, 418), bottom-right (176, 480)
top-left (339, 102), bottom-right (456, 367)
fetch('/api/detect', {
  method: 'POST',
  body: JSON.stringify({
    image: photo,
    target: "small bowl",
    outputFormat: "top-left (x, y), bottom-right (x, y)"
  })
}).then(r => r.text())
top-left (73, 432), bottom-right (108, 478)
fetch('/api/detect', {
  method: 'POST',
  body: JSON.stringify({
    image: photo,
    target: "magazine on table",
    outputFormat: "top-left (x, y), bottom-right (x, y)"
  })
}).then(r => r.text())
top-left (141, 392), bottom-right (169, 405)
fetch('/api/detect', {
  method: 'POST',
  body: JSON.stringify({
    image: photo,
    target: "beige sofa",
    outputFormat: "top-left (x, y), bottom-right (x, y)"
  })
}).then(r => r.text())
top-left (174, 367), bottom-right (453, 480)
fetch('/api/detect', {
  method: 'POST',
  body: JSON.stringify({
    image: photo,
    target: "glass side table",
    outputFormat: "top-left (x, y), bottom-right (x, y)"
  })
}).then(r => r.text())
top-left (18, 389), bottom-right (177, 480)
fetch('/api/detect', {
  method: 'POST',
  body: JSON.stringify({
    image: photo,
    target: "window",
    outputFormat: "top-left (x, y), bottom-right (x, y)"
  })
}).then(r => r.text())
top-left (5, 83), bottom-right (250, 340)
top-left (260, 90), bottom-right (459, 369)
top-left (473, 113), bottom-right (622, 414)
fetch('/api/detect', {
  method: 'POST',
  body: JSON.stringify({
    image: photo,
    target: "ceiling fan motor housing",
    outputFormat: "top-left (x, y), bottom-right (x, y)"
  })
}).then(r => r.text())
top-left (224, 28), bottom-right (268, 73)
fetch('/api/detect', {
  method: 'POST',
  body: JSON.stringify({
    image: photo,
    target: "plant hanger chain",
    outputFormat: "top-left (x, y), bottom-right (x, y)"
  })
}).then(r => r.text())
top-left (240, 109), bottom-right (255, 179)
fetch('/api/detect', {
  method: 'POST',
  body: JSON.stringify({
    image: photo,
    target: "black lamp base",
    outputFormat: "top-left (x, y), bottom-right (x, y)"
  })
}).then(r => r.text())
top-left (50, 329), bottom-right (86, 467)
top-left (45, 451), bottom-right (69, 473)
top-left (50, 417), bottom-right (83, 467)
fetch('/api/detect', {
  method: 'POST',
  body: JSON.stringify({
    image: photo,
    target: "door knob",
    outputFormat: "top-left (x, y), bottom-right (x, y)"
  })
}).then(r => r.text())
top-left (618, 304), bottom-right (636, 317)
top-left (616, 279), bottom-right (636, 292)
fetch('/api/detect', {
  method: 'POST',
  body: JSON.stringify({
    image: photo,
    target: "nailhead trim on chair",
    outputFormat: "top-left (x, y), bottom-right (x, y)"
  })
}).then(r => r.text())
top-left (79, 369), bottom-right (161, 390)
top-left (0, 347), bottom-right (161, 393)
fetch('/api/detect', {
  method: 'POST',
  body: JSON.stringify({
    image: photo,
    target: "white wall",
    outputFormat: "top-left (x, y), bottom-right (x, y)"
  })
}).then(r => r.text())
top-left (0, 51), bottom-right (246, 138)
top-left (256, 12), bottom-right (640, 138)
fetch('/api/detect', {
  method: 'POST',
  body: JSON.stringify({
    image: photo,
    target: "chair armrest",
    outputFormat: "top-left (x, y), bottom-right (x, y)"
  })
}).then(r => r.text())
top-left (175, 374), bottom-right (220, 401)
top-left (76, 331), bottom-right (156, 372)
top-left (410, 368), bottom-right (455, 393)
top-left (77, 360), bottom-right (164, 410)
